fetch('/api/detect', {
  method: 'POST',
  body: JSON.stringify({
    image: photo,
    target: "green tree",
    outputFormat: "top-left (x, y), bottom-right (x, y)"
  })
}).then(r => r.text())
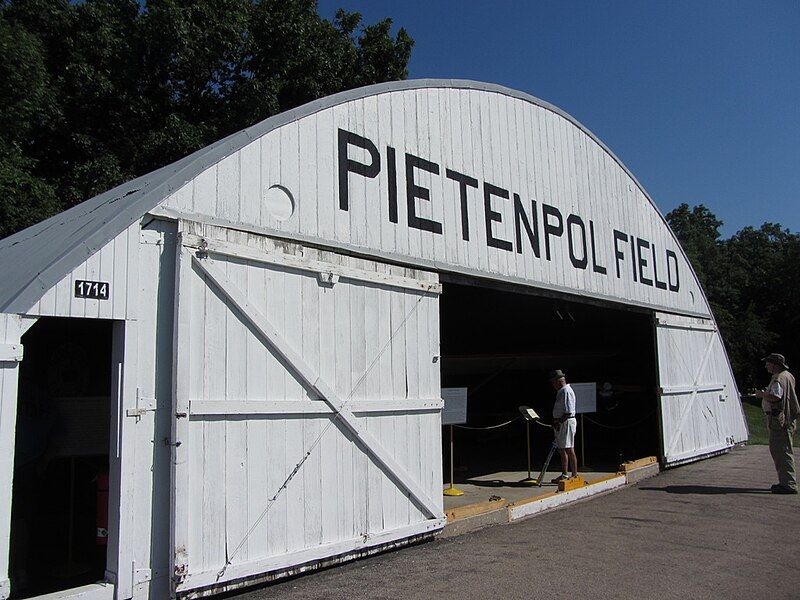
top-left (0, 8), bottom-right (61, 234)
top-left (665, 203), bottom-right (745, 347)
top-left (667, 203), bottom-right (799, 389)
top-left (0, 0), bottom-right (414, 238)
top-left (724, 224), bottom-right (800, 386)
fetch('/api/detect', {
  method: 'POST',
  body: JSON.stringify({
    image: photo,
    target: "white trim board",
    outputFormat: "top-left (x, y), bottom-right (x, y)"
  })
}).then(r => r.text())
top-left (181, 231), bottom-right (442, 294)
top-left (508, 475), bottom-right (626, 522)
top-left (189, 399), bottom-right (443, 416)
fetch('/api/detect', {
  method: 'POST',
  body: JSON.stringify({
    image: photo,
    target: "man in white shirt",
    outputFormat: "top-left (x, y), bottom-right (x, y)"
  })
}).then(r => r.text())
top-left (548, 369), bottom-right (578, 483)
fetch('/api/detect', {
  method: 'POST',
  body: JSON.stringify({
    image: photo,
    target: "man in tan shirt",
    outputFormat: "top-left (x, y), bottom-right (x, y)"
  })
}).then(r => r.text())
top-left (754, 353), bottom-right (798, 494)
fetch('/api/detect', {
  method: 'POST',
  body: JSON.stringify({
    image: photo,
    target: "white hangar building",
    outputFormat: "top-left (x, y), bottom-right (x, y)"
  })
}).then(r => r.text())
top-left (0, 80), bottom-right (747, 600)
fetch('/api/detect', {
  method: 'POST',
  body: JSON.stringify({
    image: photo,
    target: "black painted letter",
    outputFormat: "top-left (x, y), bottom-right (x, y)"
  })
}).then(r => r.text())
top-left (567, 214), bottom-right (588, 270)
top-left (513, 195), bottom-right (540, 257)
top-left (589, 221), bottom-right (607, 275)
top-left (636, 238), bottom-right (653, 286)
top-left (483, 183), bottom-right (512, 251)
top-left (542, 204), bottom-right (564, 261)
top-left (652, 244), bottom-right (668, 290)
top-left (386, 146), bottom-right (398, 223)
top-left (666, 249), bottom-right (680, 292)
top-left (446, 168), bottom-right (478, 241)
top-left (338, 128), bottom-right (380, 211)
top-left (613, 230), bottom-right (628, 278)
top-left (405, 153), bottom-right (443, 234)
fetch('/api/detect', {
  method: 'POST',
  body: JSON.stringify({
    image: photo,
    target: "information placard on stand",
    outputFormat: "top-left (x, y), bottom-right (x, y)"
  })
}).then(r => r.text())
top-left (571, 382), bottom-right (597, 414)
top-left (441, 387), bottom-right (468, 425)
top-left (570, 382), bottom-right (597, 469)
top-left (441, 387), bottom-right (468, 496)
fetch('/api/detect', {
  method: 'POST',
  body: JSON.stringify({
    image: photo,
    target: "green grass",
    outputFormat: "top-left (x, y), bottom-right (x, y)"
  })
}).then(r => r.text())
top-left (742, 399), bottom-right (769, 444)
top-left (741, 397), bottom-right (800, 445)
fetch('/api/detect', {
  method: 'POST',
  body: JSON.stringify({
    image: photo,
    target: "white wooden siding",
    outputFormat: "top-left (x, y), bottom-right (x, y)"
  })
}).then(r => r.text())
top-left (171, 223), bottom-right (443, 594)
top-left (159, 88), bottom-right (704, 318)
top-left (25, 225), bottom-right (140, 319)
top-left (655, 312), bottom-right (748, 465)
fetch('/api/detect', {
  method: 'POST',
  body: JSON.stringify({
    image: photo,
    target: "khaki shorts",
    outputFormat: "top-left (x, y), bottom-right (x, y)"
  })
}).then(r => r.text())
top-left (555, 417), bottom-right (577, 449)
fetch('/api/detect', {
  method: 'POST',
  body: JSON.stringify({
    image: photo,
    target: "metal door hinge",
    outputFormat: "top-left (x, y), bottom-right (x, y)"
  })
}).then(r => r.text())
top-left (0, 343), bottom-right (23, 362)
top-left (134, 568), bottom-right (152, 585)
top-left (131, 560), bottom-right (153, 588)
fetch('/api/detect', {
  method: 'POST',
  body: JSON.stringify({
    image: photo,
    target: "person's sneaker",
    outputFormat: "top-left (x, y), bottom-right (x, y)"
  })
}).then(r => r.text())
top-left (550, 473), bottom-right (568, 484)
top-left (771, 485), bottom-right (798, 494)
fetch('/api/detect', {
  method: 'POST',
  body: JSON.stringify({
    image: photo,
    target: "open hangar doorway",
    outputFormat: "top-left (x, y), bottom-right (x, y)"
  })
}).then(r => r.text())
top-left (9, 317), bottom-right (114, 599)
top-left (439, 278), bottom-right (661, 482)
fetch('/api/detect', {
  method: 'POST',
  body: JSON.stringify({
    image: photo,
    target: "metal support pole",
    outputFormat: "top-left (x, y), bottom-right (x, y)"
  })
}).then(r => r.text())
top-left (581, 414), bottom-right (586, 468)
top-left (443, 425), bottom-right (464, 496)
top-left (521, 420), bottom-right (536, 484)
top-left (527, 421), bottom-right (532, 477)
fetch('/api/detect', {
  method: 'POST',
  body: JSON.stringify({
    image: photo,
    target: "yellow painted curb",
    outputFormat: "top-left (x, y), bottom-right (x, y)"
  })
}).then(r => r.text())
top-left (558, 476), bottom-right (587, 492)
top-left (447, 472), bottom-right (630, 524)
top-left (445, 497), bottom-right (507, 522)
top-left (619, 456), bottom-right (658, 472)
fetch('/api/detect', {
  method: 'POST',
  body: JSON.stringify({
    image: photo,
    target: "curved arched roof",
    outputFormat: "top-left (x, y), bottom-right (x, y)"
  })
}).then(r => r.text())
top-left (0, 79), bottom-right (699, 314)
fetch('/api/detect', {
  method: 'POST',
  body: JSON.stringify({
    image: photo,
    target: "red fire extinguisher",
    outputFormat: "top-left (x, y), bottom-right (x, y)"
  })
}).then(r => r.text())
top-left (96, 471), bottom-right (109, 545)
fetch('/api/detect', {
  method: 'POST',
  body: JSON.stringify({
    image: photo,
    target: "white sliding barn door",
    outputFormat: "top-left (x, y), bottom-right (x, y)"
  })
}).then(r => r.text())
top-left (170, 226), bottom-right (444, 596)
top-left (655, 312), bottom-right (745, 466)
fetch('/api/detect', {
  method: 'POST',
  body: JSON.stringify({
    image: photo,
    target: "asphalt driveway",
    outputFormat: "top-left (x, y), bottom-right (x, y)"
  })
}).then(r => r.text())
top-left (231, 445), bottom-right (798, 600)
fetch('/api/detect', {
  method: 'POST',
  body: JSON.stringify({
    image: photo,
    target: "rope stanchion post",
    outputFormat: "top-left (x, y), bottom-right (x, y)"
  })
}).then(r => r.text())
top-left (518, 406), bottom-right (540, 485)
top-left (520, 419), bottom-right (536, 485)
top-left (580, 413), bottom-right (585, 468)
top-left (443, 424), bottom-right (464, 496)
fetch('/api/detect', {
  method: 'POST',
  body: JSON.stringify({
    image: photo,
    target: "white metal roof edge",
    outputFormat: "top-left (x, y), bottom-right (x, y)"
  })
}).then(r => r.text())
top-left (0, 78), bottom-right (710, 318)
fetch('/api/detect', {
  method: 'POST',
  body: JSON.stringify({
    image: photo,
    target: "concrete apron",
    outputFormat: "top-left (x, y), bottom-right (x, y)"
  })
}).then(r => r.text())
top-left (441, 457), bottom-right (660, 537)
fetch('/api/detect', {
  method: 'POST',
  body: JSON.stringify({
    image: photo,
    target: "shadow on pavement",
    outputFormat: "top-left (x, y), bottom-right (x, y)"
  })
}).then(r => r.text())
top-left (638, 484), bottom-right (770, 495)
top-left (464, 478), bottom-right (556, 489)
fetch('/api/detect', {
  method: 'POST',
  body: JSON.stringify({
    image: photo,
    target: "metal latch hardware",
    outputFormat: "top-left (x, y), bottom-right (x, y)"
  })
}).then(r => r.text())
top-left (126, 389), bottom-right (157, 419)
top-left (317, 271), bottom-right (339, 287)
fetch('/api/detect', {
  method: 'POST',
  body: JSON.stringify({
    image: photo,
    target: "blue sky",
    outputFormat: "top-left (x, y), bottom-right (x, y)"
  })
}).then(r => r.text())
top-left (317, 1), bottom-right (799, 237)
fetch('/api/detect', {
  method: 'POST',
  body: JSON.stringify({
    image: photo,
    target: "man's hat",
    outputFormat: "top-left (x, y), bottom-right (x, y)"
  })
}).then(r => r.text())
top-left (762, 353), bottom-right (789, 369)
top-left (548, 369), bottom-right (566, 381)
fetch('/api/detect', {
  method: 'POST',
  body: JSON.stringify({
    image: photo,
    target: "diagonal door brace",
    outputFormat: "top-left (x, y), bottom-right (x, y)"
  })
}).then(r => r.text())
top-left (664, 327), bottom-right (718, 459)
top-left (191, 254), bottom-right (442, 520)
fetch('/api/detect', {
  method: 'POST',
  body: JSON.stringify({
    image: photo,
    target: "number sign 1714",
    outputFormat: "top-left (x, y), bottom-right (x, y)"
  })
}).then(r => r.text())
top-left (75, 280), bottom-right (110, 300)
